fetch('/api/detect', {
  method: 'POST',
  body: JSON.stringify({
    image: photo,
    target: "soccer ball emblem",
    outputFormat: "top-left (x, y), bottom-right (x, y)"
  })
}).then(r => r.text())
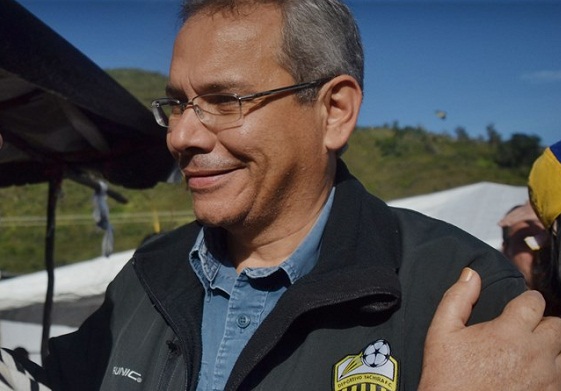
top-left (362, 339), bottom-right (391, 368)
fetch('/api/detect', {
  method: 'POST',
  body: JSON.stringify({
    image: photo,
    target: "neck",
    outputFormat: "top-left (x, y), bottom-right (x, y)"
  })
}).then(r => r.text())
top-left (227, 186), bottom-right (332, 273)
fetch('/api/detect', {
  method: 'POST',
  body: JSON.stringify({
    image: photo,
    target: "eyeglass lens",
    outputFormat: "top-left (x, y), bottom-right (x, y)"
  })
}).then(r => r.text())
top-left (153, 95), bottom-right (243, 128)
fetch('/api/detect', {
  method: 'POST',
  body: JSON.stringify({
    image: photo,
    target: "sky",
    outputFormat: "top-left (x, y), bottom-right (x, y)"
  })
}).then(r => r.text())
top-left (15, 0), bottom-right (561, 146)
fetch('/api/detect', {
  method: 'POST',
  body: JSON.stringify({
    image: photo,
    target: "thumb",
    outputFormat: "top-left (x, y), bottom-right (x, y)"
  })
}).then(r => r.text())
top-left (428, 268), bottom-right (482, 335)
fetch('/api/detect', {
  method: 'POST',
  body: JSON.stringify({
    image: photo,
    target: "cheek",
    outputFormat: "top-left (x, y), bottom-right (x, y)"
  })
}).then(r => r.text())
top-left (218, 103), bottom-right (324, 166)
top-left (217, 122), bottom-right (280, 160)
top-left (166, 133), bottom-right (178, 159)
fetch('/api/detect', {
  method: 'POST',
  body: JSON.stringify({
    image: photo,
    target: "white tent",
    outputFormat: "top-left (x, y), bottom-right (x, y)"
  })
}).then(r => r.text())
top-left (0, 250), bottom-right (133, 318)
top-left (0, 250), bottom-right (133, 363)
top-left (388, 181), bottom-right (528, 249)
top-left (0, 321), bottom-right (75, 364)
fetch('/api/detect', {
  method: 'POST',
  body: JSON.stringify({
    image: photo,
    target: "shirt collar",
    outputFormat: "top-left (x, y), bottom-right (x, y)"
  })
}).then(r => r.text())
top-left (277, 188), bottom-right (334, 283)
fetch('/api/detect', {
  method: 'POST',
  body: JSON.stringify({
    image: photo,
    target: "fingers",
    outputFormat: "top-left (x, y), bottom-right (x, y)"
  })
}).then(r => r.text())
top-left (428, 268), bottom-right (482, 334)
top-left (500, 290), bottom-right (546, 332)
top-left (535, 316), bottom-right (561, 354)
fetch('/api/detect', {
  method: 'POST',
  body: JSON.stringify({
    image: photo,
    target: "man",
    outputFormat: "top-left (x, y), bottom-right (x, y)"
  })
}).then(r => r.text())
top-left (499, 202), bottom-right (548, 288)
top-left (41, 1), bottom-right (561, 390)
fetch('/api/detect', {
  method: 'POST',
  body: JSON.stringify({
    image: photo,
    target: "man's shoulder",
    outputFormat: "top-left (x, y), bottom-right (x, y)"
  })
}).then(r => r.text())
top-left (390, 206), bottom-right (524, 298)
top-left (390, 206), bottom-right (492, 251)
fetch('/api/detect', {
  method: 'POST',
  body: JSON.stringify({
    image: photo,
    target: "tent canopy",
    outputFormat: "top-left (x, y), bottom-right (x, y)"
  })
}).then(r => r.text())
top-left (0, 250), bottom-right (133, 328)
top-left (0, 0), bottom-right (175, 189)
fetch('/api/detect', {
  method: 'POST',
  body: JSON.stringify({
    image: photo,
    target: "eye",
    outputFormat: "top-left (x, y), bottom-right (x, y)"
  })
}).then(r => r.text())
top-left (169, 102), bottom-right (184, 115)
top-left (199, 94), bottom-right (240, 114)
top-left (158, 101), bottom-right (183, 121)
top-left (205, 94), bottom-right (239, 106)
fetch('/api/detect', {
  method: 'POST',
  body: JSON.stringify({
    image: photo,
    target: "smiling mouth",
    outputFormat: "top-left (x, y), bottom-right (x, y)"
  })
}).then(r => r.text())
top-left (184, 167), bottom-right (239, 190)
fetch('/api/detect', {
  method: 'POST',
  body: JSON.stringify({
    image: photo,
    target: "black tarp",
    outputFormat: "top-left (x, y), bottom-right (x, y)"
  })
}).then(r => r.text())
top-left (0, 0), bottom-right (175, 189)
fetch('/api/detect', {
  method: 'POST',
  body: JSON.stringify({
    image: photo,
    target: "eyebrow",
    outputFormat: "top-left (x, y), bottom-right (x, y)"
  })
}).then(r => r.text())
top-left (165, 85), bottom-right (186, 99)
top-left (165, 80), bottom-right (254, 100)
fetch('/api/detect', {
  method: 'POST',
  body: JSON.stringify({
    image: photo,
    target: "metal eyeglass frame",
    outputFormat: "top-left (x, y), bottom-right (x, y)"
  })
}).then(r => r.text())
top-left (150, 76), bottom-right (333, 129)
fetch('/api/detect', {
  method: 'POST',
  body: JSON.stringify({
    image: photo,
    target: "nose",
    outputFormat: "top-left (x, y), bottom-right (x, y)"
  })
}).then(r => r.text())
top-left (166, 107), bottom-right (217, 158)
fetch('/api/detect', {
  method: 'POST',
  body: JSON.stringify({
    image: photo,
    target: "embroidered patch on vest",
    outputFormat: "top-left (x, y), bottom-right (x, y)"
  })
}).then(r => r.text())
top-left (332, 339), bottom-right (398, 391)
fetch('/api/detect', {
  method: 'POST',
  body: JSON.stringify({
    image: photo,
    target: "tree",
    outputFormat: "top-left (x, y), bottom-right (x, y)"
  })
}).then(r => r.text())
top-left (486, 123), bottom-right (502, 147)
top-left (455, 126), bottom-right (470, 142)
top-left (495, 133), bottom-right (542, 168)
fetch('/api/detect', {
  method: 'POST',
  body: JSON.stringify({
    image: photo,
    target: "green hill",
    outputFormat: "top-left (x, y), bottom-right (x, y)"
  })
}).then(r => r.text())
top-left (0, 69), bottom-right (540, 274)
top-left (344, 125), bottom-right (533, 200)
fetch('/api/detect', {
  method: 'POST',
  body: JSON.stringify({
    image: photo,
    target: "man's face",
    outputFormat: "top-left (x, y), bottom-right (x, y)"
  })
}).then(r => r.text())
top-left (167, 4), bottom-right (331, 232)
top-left (504, 220), bottom-right (545, 286)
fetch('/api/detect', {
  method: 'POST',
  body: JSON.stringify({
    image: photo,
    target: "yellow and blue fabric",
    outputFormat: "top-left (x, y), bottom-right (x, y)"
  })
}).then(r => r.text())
top-left (529, 140), bottom-right (561, 229)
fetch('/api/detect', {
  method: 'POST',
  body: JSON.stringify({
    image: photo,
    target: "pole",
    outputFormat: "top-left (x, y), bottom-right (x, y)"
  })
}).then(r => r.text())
top-left (41, 174), bottom-right (62, 364)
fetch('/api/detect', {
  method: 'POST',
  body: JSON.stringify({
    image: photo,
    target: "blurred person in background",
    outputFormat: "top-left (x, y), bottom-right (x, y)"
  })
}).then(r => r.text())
top-left (499, 201), bottom-right (548, 288)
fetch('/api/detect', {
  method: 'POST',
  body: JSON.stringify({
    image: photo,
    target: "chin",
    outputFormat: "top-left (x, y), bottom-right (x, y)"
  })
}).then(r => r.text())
top-left (190, 186), bottom-right (253, 228)
top-left (193, 202), bottom-right (243, 229)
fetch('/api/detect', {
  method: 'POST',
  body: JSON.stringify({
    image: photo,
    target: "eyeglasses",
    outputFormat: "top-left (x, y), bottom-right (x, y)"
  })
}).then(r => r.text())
top-left (151, 77), bottom-right (332, 129)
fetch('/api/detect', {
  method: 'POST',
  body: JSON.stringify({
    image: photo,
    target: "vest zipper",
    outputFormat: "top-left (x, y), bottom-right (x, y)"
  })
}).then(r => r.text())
top-left (157, 339), bottom-right (183, 390)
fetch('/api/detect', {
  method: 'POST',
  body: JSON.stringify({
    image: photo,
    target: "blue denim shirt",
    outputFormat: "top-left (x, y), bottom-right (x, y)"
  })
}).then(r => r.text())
top-left (190, 189), bottom-right (335, 391)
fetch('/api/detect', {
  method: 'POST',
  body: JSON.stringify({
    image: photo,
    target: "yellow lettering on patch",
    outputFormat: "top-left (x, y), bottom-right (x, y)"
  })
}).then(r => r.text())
top-left (332, 340), bottom-right (398, 391)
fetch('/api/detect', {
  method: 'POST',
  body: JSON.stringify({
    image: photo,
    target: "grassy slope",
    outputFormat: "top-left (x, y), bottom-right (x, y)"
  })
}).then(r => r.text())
top-left (344, 127), bottom-right (528, 201)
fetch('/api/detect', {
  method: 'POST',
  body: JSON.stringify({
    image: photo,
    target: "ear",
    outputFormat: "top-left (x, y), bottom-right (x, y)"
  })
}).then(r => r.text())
top-left (320, 75), bottom-right (362, 153)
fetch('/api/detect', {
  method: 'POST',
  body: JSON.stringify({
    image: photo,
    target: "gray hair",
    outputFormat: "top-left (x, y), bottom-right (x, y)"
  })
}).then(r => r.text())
top-left (180, 0), bottom-right (364, 102)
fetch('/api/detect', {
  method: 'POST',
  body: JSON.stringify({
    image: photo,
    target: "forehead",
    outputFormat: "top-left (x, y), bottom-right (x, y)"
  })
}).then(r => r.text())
top-left (170, 4), bottom-right (286, 92)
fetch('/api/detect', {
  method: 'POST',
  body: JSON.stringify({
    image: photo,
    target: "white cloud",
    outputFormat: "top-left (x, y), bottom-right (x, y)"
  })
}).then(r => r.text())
top-left (521, 70), bottom-right (561, 83)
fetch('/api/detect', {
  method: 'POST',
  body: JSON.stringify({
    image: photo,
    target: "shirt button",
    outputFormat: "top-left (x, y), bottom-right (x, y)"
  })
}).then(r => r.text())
top-left (236, 314), bottom-right (251, 329)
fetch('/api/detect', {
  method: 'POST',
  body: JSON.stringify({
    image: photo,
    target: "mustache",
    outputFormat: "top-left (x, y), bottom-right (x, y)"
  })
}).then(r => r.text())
top-left (177, 154), bottom-right (240, 171)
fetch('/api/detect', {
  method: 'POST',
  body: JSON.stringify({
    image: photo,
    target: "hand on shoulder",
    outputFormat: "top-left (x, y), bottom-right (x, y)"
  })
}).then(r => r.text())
top-left (419, 268), bottom-right (561, 391)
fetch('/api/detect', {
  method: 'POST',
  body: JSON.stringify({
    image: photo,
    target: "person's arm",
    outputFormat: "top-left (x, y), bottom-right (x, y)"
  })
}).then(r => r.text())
top-left (419, 267), bottom-right (561, 390)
